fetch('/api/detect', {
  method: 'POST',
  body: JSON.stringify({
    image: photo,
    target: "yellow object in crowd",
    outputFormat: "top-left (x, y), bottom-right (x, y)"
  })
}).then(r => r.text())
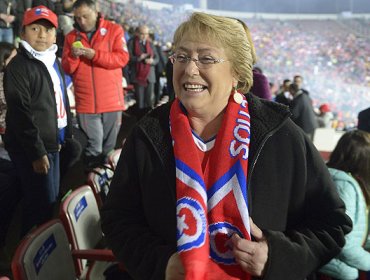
top-left (72, 41), bottom-right (84, 48)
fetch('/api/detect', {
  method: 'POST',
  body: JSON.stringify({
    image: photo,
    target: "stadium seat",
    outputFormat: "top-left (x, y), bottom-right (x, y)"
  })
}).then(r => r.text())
top-left (313, 128), bottom-right (345, 161)
top-left (59, 185), bottom-right (118, 279)
top-left (107, 148), bottom-right (122, 170)
top-left (11, 219), bottom-right (112, 280)
top-left (86, 164), bottom-right (114, 208)
top-left (11, 219), bottom-right (76, 280)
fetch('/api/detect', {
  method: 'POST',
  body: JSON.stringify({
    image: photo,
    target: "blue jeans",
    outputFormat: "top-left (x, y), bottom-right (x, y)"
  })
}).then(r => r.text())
top-left (8, 151), bottom-right (60, 236)
top-left (0, 27), bottom-right (13, 44)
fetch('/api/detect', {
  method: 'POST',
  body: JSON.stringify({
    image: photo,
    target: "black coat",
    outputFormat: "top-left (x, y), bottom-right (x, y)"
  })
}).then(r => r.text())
top-left (290, 92), bottom-right (318, 135)
top-left (101, 93), bottom-right (351, 280)
top-left (4, 46), bottom-right (73, 161)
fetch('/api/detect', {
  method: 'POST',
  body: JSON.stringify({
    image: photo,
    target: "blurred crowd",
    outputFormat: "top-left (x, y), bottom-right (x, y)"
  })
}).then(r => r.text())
top-left (1, 0), bottom-right (368, 127)
top-left (99, 1), bottom-right (369, 128)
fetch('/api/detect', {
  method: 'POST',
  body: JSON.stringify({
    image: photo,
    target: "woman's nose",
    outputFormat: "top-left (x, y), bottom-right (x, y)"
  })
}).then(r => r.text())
top-left (184, 59), bottom-right (200, 76)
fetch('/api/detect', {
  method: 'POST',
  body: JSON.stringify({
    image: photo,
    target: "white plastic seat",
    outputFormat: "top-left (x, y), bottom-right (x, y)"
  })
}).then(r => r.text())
top-left (86, 164), bottom-right (114, 208)
top-left (59, 185), bottom-right (118, 279)
top-left (11, 219), bottom-right (77, 280)
top-left (107, 148), bottom-right (122, 170)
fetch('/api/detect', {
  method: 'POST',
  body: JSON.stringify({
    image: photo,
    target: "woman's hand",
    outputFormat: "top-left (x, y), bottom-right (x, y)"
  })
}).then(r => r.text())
top-left (165, 252), bottom-right (184, 280)
top-left (231, 218), bottom-right (269, 277)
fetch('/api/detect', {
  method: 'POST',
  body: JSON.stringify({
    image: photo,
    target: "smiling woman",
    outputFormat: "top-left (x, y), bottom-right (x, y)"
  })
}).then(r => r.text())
top-left (101, 12), bottom-right (352, 280)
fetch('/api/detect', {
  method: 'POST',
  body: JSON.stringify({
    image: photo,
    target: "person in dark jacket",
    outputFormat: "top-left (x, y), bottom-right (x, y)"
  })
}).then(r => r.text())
top-left (4, 5), bottom-right (73, 236)
top-left (0, 0), bottom-right (16, 44)
top-left (289, 83), bottom-right (318, 140)
top-left (101, 12), bottom-right (351, 280)
top-left (358, 107), bottom-right (370, 133)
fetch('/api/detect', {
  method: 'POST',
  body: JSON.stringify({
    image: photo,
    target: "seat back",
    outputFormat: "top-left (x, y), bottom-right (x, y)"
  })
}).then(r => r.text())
top-left (11, 219), bottom-right (76, 280)
top-left (86, 164), bottom-right (114, 207)
top-left (313, 128), bottom-right (344, 152)
top-left (59, 185), bottom-right (103, 275)
top-left (107, 148), bottom-right (122, 170)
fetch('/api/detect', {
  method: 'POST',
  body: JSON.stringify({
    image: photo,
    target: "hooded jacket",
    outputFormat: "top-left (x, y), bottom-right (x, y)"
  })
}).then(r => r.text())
top-left (319, 168), bottom-right (370, 280)
top-left (62, 15), bottom-right (129, 114)
top-left (101, 93), bottom-right (352, 280)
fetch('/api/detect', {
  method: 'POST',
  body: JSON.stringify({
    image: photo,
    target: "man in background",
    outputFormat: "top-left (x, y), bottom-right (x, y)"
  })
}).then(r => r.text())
top-left (62, 0), bottom-right (129, 170)
top-left (293, 74), bottom-right (309, 95)
top-left (127, 24), bottom-right (159, 110)
top-left (289, 83), bottom-right (318, 140)
top-left (358, 107), bottom-right (370, 133)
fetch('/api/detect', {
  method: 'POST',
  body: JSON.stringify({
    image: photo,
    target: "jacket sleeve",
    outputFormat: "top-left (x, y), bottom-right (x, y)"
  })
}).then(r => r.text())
top-left (319, 258), bottom-right (359, 280)
top-left (61, 32), bottom-right (81, 75)
top-left (127, 38), bottom-right (140, 63)
top-left (101, 128), bottom-right (174, 280)
top-left (256, 132), bottom-right (352, 280)
top-left (91, 24), bottom-right (129, 70)
top-left (335, 180), bottom-right (370, 271)
top-left (4, 64), bottom-right (46, 161)
top-left (150, 43), bottom-right (160, 66)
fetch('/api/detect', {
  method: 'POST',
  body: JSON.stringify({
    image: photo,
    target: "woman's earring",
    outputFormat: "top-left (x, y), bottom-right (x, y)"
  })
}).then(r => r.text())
top-left (233, 86), bottom-right (243, 104)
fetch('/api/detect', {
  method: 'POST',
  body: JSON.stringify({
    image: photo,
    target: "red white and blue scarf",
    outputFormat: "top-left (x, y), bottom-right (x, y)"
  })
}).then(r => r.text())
top-left (170, 93), bottom-right (252, 280)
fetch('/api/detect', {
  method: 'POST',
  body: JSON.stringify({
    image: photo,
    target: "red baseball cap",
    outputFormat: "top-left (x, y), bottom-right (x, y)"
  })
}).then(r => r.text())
top-left (319, 103), bottom-right (331, 113)
top-left (22, 6), bottom-right (58, 28)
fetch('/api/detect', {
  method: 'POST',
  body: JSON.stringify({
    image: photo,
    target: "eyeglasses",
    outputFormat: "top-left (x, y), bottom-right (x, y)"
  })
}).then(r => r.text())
top-left (169, 54), bottom-right (227, 69)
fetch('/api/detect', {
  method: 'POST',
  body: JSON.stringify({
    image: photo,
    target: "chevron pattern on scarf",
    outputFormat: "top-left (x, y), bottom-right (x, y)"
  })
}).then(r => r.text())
top-left (170, 94), bottom-right (252, 280)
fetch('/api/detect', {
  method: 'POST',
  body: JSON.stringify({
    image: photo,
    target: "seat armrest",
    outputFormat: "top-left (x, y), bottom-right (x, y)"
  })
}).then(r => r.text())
top-left (72, 249), bottom-right (116, 262)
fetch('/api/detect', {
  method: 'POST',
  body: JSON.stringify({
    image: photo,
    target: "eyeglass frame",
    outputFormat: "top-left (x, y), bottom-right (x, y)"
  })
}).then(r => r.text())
top-left (169, 53), bottom-right (228, 69)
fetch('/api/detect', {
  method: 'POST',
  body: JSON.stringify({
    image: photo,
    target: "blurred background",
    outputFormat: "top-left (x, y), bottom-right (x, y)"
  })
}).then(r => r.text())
top-left (97, 0), bottom-right (369, 128)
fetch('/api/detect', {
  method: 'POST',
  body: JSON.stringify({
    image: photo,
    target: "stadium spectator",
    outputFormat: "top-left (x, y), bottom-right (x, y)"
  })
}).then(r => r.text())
top-left (274, 78), bottom-right (292, 106)
top-left (293, 74), bottom-right (310, 95)
top-left (153, 39), bottom-right (168, 106)
top-left (127, 24), bottom-right (159, 109)
top-left (319, 130), bottom-right (370, 280)
top-left (31, 0), bottom-right (54, 11)
top-left (101, 12), bottom-right (351, 280)
top-left (289, 83), bottom-right (318, 140)
top-left (14, 0), bottom-right (32, 39)
top-left (358, 107), bottom-right (370, 133)
top-left (0, 41), bottom-right (17, 270)
top-left (3, 6), bottom-right (73, 235)
top-left (164, 44), bottom-right (175, 102)
top-left (317, 103), bottom-right (334, 128)
top-left (0, 41), bottom-right (15, 135)
top-left (249, 66), bottom-right (272, 100)
top-left (62, 0), bottom-right (129, 170)
top-left (0, 0), bottom-right (16, 44)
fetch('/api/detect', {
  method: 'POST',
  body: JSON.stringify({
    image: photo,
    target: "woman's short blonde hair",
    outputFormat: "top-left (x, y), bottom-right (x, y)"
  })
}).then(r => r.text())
top-left (173, 12), bottom-right (256, 93)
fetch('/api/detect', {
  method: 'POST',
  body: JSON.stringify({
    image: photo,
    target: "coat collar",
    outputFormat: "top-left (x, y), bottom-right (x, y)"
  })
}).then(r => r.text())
top-left (136, 94), bottom-right (291, 200)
